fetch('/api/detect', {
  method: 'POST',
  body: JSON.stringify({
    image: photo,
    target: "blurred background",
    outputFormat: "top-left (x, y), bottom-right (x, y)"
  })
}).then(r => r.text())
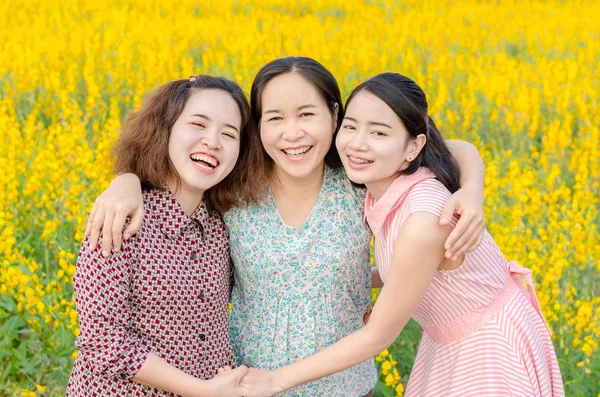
top-left (0, 0), bottom-right (598, 396)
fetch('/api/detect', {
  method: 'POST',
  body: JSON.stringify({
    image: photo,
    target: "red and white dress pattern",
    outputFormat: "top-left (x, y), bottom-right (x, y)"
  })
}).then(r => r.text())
top-left (366, 167), bottom-right (564, 397)
top-left (67, 189), bottom-right (235, 396)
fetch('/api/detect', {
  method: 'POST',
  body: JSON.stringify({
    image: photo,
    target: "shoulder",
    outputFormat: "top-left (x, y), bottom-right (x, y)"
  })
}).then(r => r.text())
top-left (327, 166), bottom-right (367, 207)
top-left (221, 197), bottom-right (269, 229)
top-left (207, 208), bottom-right (229, 237)
top-left (405, 178), bottom-right (452, 218)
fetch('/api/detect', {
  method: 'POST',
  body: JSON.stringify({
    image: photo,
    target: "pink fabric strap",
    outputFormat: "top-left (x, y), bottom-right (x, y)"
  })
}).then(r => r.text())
top-left (508, 261), bottom-right (552, 336)
top-left (425, 262), bottom-right (551, 344)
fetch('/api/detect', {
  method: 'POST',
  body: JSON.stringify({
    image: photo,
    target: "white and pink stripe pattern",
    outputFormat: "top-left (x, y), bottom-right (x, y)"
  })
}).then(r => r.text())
top-left (365, 167), bottom-right (564, 397)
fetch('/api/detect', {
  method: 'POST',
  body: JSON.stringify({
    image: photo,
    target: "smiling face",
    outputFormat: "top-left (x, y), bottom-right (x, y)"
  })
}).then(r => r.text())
top-left (336, 90), bottom-right (426, 199)
top-left (168, 88), bottom-right (242, 201)
top-left (259, 72), bottom-right (337, 182)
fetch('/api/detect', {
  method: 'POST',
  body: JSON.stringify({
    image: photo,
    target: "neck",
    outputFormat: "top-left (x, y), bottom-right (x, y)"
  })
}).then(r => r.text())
top-left (270, 162), bottom-right (325, 201)
top-left (167, 178), bottom-right (204, 216)
top-left (366, 172), bottom-right (401, 201)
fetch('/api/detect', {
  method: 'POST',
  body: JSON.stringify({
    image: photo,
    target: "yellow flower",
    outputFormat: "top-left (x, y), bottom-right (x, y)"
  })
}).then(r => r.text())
top-left (385, 373), bottom-right (396, 386)
top-left (396, 383), bottom-right (405, 396)
top-left (382, 360), bottom-right (392, 375)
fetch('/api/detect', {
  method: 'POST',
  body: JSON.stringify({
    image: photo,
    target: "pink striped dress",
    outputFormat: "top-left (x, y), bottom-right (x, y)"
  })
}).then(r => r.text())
top-left (365, 167), bottom-right (564, 397)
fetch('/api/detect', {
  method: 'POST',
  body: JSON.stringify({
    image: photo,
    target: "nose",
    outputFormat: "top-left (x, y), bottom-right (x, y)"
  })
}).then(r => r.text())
top-left (347, 129), bottom-right (368, 151)
top-left (281, 120), bottom-right (304, 141)
top-left (200, 129), bottom-right (221, 150)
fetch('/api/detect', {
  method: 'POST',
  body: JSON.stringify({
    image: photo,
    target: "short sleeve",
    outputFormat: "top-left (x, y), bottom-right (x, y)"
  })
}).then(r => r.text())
top-left (406, 179), bottom-right (454, 223)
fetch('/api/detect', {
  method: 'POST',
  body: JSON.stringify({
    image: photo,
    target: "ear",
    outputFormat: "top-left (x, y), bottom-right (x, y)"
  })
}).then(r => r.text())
top-left (408, 134), bottom-right (427, 160)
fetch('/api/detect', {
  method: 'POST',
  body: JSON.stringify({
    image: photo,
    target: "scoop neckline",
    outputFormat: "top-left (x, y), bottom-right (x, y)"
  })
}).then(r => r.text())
top-left (268, 166), bottom-right (331, 231)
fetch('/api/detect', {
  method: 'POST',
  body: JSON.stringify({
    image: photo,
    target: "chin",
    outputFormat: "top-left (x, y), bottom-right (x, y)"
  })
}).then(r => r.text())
top-left (279, 162), bottom-right (321, 179)
top-left (344, 171), bottom-right (369, 185)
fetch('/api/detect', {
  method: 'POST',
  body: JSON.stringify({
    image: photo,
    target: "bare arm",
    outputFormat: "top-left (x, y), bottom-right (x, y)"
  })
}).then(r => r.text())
top-left (239, 212), bottom-right (450, 396)
top-left (442, 140), bottom-right (486, 260)
top-left (85, 173), bottom-right (143, 256)
top-left (446, 139), bottom-right (485, 198)
top-left (134, 354), bottom-right (248, 397)
top-left (87, 140), bottom-right (484, 260)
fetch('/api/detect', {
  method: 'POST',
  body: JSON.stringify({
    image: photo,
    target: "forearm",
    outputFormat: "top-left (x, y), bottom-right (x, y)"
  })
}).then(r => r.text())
top-left (273, 326), bottom-right (389, 392)
top-left (133, 353), bottom-right (211, 397)
top-left (112, 172), bottom-right (141, 186)
top-left (446, 140), bottom-right (484, 195)
top-left (371, 267), bottom-right (383, 289)
top-left (271, 214), bottom-right (447, 394)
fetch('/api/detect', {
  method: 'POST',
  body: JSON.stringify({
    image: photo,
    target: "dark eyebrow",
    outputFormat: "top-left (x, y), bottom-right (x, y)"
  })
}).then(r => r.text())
top-left (264, 104), bottom-right (317, 115)
top-left (191, 113), bottom-right (210, 120)
top-left (343, 116), bottom-right (392, 129)
top-left (191, 113), bottom-right (239, 133)
top-left (369, 121), bottom-right (393, 129)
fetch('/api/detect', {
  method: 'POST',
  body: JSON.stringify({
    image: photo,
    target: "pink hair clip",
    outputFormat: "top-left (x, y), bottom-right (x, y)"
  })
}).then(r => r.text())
top-left (189, 74), bottom-right (198, 83)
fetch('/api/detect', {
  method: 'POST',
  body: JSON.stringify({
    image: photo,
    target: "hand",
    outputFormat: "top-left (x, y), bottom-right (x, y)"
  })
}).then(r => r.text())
top-left (363, 304), bottom-right (372, 325)
top-left (84, 173), bottom-right (144, 256)
top-left (217, 365), bottom-right (233, 375)
top-left (440, 186), bottom-right (485, 261)
top-left (239, 368), bottom-right (283, 397)
top-left (200, 366), bottom-right (248, 397)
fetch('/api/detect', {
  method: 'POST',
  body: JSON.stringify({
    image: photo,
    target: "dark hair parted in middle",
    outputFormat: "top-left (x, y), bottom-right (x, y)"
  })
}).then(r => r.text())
top-left (346, 72), bottom-right (461, 193)
top-left (245, 56), bottom-right (344, 195)
top-left (112, 74), bottom-right (252, 212)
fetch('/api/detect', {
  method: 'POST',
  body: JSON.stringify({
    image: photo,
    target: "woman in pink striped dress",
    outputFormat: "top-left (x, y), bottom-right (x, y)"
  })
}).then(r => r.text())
top-left (238, 72), bottom-right (565, 396)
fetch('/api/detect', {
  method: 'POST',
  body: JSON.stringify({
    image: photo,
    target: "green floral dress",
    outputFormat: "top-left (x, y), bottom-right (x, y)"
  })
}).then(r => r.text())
top-left (223, 166), bottom-right (377, 396)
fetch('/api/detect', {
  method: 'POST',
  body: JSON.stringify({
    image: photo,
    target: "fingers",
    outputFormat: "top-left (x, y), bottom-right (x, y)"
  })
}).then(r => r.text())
top-left (84, 203), bottom-right (98, 238)
top-left (123, 206), bottom-right (144, 241)
top-left (466, 222), bottom-right (485, 252)
top-left (445, 213), bottom-right (484, 260)
top-left (112, 210), bottom-right (128, 252)
top-left (88, 204), bottom-right (106, 251)
top-left (234, 365), bottom-right (249, 379)
top-left (101, 210), bottom-right (116, 257)
top-left (444, 214), bottom-right (468, 256)
top-left (439, 197), bottom-right (459, 226)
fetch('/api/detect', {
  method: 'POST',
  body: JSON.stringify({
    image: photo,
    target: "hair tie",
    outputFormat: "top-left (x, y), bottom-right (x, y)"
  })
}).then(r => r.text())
top-left (189, 74), bottom-right (198, 83)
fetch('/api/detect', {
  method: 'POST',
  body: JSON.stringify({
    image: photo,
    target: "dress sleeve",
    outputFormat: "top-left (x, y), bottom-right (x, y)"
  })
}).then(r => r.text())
top-left (73, 230), bottom-right (151, 380)
top-left (405, 179), bottom-right (456, 227)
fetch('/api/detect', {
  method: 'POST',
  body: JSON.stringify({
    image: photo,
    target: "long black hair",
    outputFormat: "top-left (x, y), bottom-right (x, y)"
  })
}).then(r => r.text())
top-left (346, 72), bottom-right (460, 193)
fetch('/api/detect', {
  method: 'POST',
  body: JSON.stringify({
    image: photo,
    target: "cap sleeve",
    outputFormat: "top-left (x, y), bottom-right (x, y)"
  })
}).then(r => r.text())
top-left (406, 179), bottom-right (454, 223)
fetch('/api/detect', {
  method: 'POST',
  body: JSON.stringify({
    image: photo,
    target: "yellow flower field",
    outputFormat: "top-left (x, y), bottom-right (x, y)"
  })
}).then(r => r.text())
top-left (1, 0), bottom-right (598, 395)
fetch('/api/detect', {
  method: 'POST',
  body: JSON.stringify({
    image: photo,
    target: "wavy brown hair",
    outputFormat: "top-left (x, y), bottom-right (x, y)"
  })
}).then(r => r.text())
top-left (112, 75), bottom-right (252, 212)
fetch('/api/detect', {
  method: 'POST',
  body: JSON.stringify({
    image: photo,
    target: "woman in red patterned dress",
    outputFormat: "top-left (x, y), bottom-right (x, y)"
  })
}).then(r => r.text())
top-left (66, 75), bottom-right (253, 397)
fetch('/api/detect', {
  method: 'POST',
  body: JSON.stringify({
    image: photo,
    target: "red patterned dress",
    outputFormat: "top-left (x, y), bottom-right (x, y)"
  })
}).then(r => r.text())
top-left (66, 189), bottom-right (235, 396)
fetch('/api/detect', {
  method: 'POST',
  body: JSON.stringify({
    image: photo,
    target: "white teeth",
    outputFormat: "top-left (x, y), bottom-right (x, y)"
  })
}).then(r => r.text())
top-left (349, 156), bottom-right (373, 164)
top-left (190, 154), bottom-right (217, 167)
top-left (283, 146), bottom-right (311, 156)
top-left (195, 162), bottom-right (213, 170)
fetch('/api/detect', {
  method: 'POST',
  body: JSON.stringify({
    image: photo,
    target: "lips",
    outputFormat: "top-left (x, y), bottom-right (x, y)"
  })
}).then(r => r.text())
top-left (282, 145), bottom-right (313, 157)
top-left (190, 152), bottom-right (219, 169)
top-left (347, 154), bottom-right (373, 165)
